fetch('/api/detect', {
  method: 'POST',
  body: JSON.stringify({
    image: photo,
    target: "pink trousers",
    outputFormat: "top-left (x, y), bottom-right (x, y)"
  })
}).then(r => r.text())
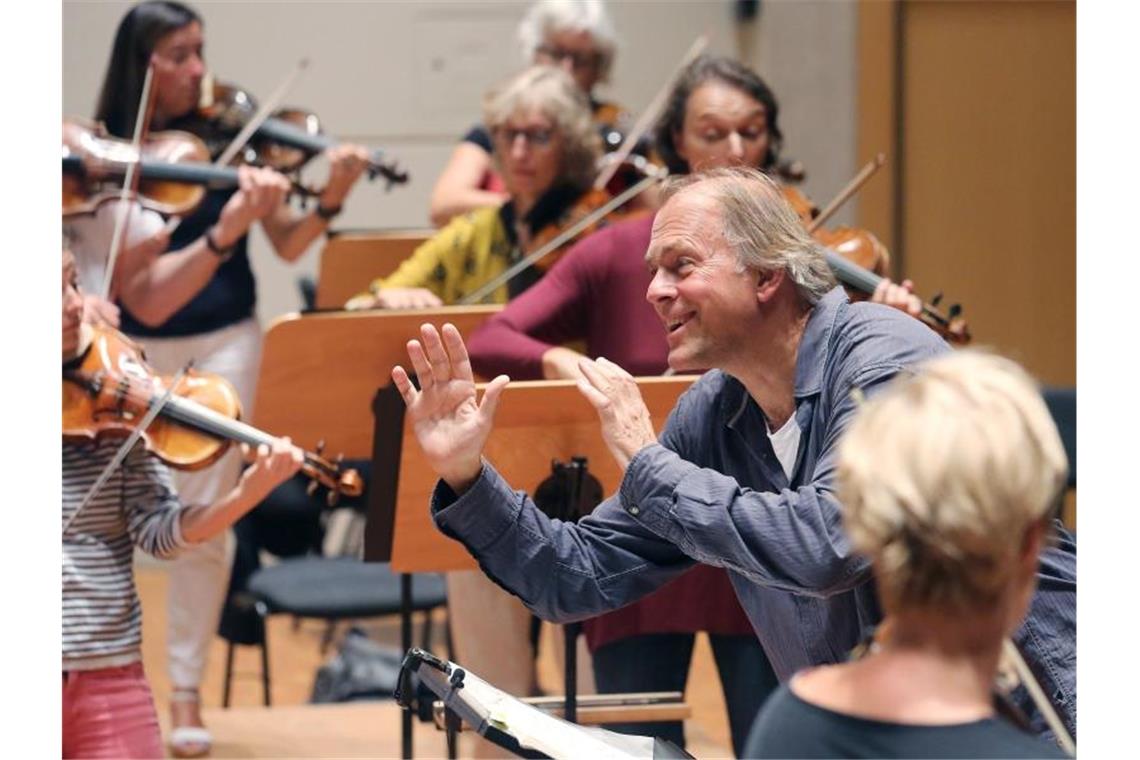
top-left (62, 662), bottom-right (164, 759)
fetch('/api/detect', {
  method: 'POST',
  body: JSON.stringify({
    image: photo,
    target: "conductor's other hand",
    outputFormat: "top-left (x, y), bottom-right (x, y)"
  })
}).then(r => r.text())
top-left (575, 356), bottom-right (657, 471)
top-left (391, 323), bottom-right (509, 494)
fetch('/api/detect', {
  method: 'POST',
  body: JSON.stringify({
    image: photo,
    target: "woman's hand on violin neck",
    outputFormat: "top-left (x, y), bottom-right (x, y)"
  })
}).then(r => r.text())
top-left (391, 323), bottom-right (510, 495)
top-left (319, 144), bottom-right (370, 208)
top-left (238, 437), bottom-right (305, 503)
top-left (215, 165), bottom-right (291, 245)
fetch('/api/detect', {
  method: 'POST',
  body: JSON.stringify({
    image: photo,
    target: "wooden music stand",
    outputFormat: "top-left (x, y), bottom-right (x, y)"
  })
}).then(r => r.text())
top-left (372, 376), bottom-right (697, 757)
top-left (315, 228), bottom-right (433, 310)
top-left (314, 227), bottom-right (433, 309)
top-left (251, 305), bottom-right (501, 459)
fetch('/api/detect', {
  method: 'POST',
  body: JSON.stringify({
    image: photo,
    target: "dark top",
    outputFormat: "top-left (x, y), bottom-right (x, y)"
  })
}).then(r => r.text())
top-left (120, 186), bottom-right (256, 337)
top-left (745, 684), bottom-right (1068, 759)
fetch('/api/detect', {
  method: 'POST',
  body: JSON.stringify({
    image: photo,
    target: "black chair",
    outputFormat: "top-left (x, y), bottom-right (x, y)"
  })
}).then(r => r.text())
top-left (218, 464), bottom-right (449, 707)
top-left (1043, 387), bottom-right (1076, 489)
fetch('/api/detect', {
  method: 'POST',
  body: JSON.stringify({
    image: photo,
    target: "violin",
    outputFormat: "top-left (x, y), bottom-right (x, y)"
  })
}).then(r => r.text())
top-left (179, 77), bottom-right (408, 187)
top-left (62, 118), bottom-right (318, 218)
top-left (779, 183), bottom-right (969, 344)
top-left (781, 184), bottom-right (891, 276)
top-left (523, 186), bottom-right (651, 276)
top-left (63, 324), bottom-right (362, 505)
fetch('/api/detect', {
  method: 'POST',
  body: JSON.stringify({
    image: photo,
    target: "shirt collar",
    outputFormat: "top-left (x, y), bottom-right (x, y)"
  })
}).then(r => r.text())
top-left (498, 183), bottom-right (585, 245)
top-left (724, 285), bottom-right (848, 427)
top-left (793, 286), bottom-right (848, 398)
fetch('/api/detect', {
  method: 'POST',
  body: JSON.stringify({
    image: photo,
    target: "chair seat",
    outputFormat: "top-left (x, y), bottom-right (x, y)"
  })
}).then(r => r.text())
top-left (248, 557), bottom-right (447, 619)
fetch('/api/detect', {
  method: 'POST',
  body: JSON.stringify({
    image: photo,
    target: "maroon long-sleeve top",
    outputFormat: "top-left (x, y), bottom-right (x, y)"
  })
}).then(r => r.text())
top-left (468, 214), bottom-right (755, 652)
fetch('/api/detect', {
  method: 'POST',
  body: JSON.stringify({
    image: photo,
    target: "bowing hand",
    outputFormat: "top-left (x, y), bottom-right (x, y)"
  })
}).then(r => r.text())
top-left (575, 357), bottom-right (656, 471)
top-left (391, 323), bottom-right (509, 493)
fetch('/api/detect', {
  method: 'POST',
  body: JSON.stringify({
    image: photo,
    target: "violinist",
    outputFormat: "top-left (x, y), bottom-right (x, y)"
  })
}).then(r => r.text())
top-left (746, 351), bottom-right (1073, 758)
top-left (465, 55), bottom-right (933, 754)
top-left (72, 2), bottom-right (371, 755)
top-left (346, 65), bottom-right (604, 311)
top-left (428, 0), bottom-right (624, 227)
top-left (61, 244), bottom-right (304, 760)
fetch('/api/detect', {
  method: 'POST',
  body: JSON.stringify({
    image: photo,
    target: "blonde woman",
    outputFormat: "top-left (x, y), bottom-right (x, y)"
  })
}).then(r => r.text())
top-left (745, 351), bottom-right (1074, 758)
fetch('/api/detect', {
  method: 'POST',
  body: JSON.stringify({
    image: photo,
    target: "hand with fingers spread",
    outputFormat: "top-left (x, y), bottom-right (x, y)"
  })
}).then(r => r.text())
top-left (575, 357), bottom-right (657, 470)
top-left (391, 323), bottom-right (510, 493)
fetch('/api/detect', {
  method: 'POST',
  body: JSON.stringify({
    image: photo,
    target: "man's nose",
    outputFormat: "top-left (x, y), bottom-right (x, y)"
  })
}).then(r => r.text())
top-left (646, 268), bottom-right (674, 305)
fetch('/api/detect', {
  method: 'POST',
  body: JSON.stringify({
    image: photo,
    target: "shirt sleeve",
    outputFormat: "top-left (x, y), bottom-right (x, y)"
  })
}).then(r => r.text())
top-left (468, 235), bottom-right (595, 380)
top-left (617, 367), bottom-right (906, 598)
top-left (462, 124), bottom-right (493, 153)
top-left (364, 214), bottom-right (474, 298)
top-left (120, 444), bottom-right (191, 559)
top-left (432, 461), bottom-right (696, 623)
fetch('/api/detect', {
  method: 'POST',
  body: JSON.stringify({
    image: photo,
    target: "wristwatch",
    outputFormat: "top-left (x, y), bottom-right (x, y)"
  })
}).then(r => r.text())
top-left (316, 202), bottom-right (343, 221)
top-left (205, 227), bottom-right (236, 261)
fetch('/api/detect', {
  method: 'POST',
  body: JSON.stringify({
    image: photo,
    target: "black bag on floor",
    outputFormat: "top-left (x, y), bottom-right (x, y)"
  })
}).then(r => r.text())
top-left (310, 627), bottom-right (404, 703)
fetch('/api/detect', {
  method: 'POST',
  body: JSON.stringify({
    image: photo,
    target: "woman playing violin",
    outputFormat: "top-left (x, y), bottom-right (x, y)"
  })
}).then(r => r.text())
top-left (61, 244), bottom-right (304, 760)
top-left (347, 64), bottom-right (603, 311)
top-left (465, 55), bottom-right (931, 755)
top-left (428, 0), bottom-right (625, 227)
top-left (69, 2), bottom-right (371, 755)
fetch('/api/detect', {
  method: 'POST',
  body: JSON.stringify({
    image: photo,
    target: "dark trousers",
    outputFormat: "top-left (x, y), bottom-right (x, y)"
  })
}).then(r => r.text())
top-left (591, 632), bottom-right (778, 755)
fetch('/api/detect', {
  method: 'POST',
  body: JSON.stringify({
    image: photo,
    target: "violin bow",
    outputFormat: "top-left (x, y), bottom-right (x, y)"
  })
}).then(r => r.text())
top-left (99, 62), bottom-right (157, 300)
top-left (1001, 639), bottom-right (1075, 755)
top-left (592, 34), bottom-right (708, 191)
top-left (163, 59), bottom-right (311, 239)
top-left (459, 173), bottom-right (661, 305)
top-left (62, 364), bottom-right (189, 535)
top-left (806, 152), bottom-right (885, 234)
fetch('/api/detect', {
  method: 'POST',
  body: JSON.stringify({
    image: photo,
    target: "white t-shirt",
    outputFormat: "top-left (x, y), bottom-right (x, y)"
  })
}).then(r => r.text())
top-left (65, 200), bottom-right (165, 294)
top-left (767, 414), bottom-right (802, 481)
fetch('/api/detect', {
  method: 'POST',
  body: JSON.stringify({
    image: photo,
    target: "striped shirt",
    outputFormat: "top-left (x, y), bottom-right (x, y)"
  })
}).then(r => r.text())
top-left (63, 439), bottom-right (190, 670)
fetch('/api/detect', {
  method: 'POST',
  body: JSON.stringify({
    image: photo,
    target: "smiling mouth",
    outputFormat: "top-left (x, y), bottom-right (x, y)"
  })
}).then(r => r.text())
top-left (666, 313), bottom-right (693, 333)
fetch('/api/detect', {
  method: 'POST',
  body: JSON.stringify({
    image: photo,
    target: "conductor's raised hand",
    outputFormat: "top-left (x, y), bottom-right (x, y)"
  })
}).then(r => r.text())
top-left (391, 323), bottom-right (509, 493)
top-left (576, 357), bottom-right (656, 471)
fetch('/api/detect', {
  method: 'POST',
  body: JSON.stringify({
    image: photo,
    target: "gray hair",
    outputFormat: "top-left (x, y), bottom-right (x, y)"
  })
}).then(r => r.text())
top-left (838, 350), bottom-right (1068, 614)
top-left (517, 0), bottom-right (618, 83)
top-left (660, 167), bottom-right (836, 304)
top-left (483, 65), bottom-right (602, 193)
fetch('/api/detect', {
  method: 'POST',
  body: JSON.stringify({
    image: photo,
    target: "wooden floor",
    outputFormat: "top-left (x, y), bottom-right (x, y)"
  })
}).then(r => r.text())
top-left (137, 565), bottom-right (736, 759)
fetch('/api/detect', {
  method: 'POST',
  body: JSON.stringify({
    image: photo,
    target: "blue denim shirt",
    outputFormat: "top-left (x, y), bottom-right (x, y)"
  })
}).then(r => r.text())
top-left (433, 287), bottom-right (1076, 741)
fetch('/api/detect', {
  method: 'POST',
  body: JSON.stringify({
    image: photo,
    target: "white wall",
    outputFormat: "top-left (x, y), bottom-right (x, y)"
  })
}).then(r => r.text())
top-left (63, 0), bottom-right (858, 324)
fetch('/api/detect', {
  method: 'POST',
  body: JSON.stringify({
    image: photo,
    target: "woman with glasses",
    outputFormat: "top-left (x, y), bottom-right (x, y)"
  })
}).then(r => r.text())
top-left (346, 65), bottom-right (602, 310)
top-left (427, 0), bottom-right (624, 227)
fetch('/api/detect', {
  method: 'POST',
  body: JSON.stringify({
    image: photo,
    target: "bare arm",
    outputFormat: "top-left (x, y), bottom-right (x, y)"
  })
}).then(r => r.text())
top-left (429, 142), bottom-right (508, 228)
top-left (262, 145), bottom-right (370, 262)
top-left (179, 438), bottom-right (303, 544)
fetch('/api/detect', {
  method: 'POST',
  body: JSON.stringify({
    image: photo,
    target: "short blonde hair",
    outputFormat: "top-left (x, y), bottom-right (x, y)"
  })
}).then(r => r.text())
top-left (837, 351), bottom-right (1068, 614)
top-left (483, 65), bottom-right (601, 193)
top-left (660, 167), bottom-right (836, 304)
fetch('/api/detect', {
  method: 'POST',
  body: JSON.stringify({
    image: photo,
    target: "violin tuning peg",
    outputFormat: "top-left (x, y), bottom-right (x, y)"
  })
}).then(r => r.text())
top-left (315, 439), bottom-right (325, 456)
top-left (948, 303), bottom-right (963, 319)
top-left (930, 291), bottom-right (943, 307)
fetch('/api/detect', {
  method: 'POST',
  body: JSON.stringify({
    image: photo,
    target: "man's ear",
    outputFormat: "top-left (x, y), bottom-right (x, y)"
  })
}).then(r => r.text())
top-left (755, 267), bottom-right (784, 304)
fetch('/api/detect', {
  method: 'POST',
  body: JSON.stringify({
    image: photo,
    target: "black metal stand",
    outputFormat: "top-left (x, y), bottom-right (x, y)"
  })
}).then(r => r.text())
top-left (558, 457), bottom-right (588, 724)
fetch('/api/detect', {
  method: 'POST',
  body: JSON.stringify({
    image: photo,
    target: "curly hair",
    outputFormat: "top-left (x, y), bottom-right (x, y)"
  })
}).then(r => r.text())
top-left (482, 65), bottom-right (602, 193)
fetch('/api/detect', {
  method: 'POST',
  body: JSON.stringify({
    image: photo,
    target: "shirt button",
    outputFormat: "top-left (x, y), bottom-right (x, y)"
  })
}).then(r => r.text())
top-left (628, 505), bottom-right (640, 516)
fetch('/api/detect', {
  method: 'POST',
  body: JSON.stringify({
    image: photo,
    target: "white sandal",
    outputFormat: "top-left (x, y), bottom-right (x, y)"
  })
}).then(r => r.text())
top-left (169, 689), bottom-right (212, 759)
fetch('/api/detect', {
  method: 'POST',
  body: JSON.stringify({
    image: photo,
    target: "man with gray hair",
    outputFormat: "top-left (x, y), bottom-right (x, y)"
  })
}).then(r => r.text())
top-left (393, 166), bottom-right (1076, 745)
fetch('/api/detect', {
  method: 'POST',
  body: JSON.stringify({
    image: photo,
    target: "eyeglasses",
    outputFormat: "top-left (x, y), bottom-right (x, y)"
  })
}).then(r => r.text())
top-left (536, 44), bottom-right (600, 72)
top-left (492, 126), bottom-right (555, 148)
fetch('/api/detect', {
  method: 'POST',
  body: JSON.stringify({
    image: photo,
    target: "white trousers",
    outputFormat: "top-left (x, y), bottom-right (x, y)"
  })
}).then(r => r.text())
top-left (133, 318), bottom-right (262, 691)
